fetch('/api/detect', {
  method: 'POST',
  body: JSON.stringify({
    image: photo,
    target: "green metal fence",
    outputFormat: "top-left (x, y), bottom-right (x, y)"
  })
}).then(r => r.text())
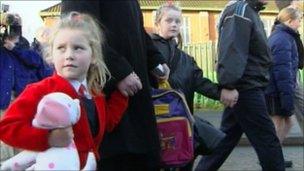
top-left (181, 42), bottom-right (304, 110)
top-left (182, 42), bottom-right (222, 109)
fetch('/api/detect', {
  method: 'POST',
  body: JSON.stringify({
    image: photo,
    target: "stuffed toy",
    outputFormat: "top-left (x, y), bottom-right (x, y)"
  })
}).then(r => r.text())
top-left (0, 92), bottom-right (96, 171)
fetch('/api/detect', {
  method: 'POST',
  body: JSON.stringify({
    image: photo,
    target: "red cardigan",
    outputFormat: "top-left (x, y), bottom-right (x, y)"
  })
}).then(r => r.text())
top-left (0, 74), bottom-right (128, 169)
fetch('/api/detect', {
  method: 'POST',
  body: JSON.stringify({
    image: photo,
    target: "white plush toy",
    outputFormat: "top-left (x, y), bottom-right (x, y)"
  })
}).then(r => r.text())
top-left (0, 92), bottom-right (96, 171)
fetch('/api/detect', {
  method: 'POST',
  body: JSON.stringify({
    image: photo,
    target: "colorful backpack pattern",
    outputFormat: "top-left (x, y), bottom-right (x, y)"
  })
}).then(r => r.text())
top-left (152, 88), bottom-right (194, 168)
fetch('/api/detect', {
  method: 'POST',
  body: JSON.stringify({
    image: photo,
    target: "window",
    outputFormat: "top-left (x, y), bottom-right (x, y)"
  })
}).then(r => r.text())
top-left (152, 10), bottom-right (156, 26)
top-left (261, 17), bottom-right (275, 37)
top-left (181, 16), bottom-right (191, 44)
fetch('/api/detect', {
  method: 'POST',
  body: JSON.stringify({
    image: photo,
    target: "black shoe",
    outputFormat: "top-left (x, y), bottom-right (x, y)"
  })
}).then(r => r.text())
top-left (257, 160), bottom-right (293, 168)
top-left (284, 160), bottom-right (293, 168)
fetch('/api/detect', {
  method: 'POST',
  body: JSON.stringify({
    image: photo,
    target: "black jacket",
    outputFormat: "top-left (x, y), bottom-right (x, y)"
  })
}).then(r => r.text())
top-left (61, 0), bottom-right (165, 158)
top-left (218, 0), bottom-right (272, 91)
top-left (151, 34), bottom-right (221, 113)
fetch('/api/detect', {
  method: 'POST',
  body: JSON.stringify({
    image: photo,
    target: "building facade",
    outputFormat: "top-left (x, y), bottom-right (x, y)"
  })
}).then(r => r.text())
top-left (40, 0), bottom-right (303, 44)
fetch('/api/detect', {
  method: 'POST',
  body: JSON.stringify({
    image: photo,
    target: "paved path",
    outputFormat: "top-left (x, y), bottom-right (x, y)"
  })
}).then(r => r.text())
top-left (193, 110), bottom-right (304, 171)
top-left (194, 146), bottom-right (304, 171)
top-left (195, 110), bottom-right (304, 145)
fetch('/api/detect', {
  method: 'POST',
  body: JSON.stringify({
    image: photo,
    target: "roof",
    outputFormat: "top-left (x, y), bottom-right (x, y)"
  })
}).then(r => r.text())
top-left (39, 0), bottom-right (280, 19)
top-left (39, 3), bottom-right (61, 18)
top-left (139, 0), bottom-right (279, 13)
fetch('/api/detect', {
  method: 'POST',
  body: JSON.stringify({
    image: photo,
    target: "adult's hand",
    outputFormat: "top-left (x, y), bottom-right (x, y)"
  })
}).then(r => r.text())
top-left (3, 38), bottom-right (18, 51)
top-left (220, 89), bottom-right (239, 108)
top-left (117, 72), bottom-right (142, 97)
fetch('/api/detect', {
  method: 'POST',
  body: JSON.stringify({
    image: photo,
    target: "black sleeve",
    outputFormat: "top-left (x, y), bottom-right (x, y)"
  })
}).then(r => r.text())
top-left (217, 5), bottom-right (252, 89)
top-left (145, 30), bottom-right (166, 71)
top-left (103, 44), bottom-right (133, 82)
top-left (190, 56), bottom-right (221, 100)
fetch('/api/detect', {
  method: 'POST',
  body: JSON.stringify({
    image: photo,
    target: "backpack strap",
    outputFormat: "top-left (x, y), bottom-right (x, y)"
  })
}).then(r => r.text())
top-left (158, 81), bottom-right (171, 89)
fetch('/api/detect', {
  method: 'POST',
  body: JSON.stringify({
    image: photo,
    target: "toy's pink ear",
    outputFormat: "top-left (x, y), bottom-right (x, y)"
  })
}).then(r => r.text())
top-left (32, 97), bottom-right (71, 129)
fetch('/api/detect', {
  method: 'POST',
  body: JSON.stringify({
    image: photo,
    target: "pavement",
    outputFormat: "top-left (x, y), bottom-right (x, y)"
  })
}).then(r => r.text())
top-left (193, 110), bottom-right (304, 171)
top-left (193, 146), bottom-right (304, 171)
top-left (194, 110), bottom-right (304, 146)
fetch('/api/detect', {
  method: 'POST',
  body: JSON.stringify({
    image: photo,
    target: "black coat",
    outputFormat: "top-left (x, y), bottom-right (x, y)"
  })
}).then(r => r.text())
top-left (151, 34), bottom-right (221, 113)
top-left (218, 1), bottom-right (272, 90)
top-left (16, 36), bottom-right (30, 49)
top-left (61, 0), bottom-right (165, 158)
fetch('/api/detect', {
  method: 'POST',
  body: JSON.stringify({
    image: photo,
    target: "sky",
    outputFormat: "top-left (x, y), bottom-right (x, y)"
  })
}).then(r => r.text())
top-left (1, 0), bottom-right (61, 43)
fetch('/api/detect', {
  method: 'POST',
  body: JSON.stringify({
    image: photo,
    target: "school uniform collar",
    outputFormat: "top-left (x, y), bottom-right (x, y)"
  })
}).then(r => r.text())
top-left (70, 79), bottom-right (92, 99)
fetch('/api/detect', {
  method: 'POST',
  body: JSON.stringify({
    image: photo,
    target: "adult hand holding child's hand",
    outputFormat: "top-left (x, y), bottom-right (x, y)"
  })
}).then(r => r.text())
top-left (117, 72), bottom-right (142, 97)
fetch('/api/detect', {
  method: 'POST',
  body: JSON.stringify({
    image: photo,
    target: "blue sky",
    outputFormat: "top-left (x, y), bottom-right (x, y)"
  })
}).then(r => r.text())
top-left (1, 0), bottom-right (61, 43)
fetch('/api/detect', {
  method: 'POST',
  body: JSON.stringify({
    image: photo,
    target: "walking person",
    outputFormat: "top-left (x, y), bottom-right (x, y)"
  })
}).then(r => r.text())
top-left (61, 1), bottom-right (170, 170)
top-left (265, 7), bottom-right (303, 168)
top-left (195, 0), bottom-right (285, 170)
top-left (151, 3), bottom-right (239, 113)
top-left (150, 3), bottom-right (239, 170)
top-left (275, 0), bottom-right (304, 134)
top-left (0, 12), bottom-right (128, 169)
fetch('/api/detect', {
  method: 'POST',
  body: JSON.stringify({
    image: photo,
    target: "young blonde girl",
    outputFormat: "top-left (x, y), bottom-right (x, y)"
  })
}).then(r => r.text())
top-left (0, 12), bottom-right (128, 169)
top-left (151, 3), bottom-right (238, 171)
top-left (265, 7), bottom-right (302, 167)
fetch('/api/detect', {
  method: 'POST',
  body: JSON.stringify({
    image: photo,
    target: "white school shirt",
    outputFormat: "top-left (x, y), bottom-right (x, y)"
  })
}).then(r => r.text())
top-left (69, 79), bottom-right (92, 99)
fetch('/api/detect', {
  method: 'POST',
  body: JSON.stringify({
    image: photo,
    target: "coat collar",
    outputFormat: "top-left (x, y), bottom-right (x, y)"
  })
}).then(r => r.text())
top-left (150, 33), bottom-right (178, 47)
top-left (150, 33), bottom-right (167, 42)
top-left (275, 23), bottom-right (300, 38)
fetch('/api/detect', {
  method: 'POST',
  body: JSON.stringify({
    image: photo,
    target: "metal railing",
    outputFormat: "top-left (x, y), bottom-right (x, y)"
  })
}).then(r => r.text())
top-left (182, 42), bottom-right (222, 109)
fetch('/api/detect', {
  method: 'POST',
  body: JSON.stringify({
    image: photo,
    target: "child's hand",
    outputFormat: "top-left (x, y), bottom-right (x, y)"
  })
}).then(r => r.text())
top-left (48, 126), bottom-right (74, 147)
top-left (220, 89), bottom-right (239, 108)
top-left (117, 72), bottom-right (142, 97)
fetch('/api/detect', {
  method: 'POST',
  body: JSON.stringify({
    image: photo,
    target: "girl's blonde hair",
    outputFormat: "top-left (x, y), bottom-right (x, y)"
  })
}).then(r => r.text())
top-left (154, 2), bottom-right (183, 46)
top-left (277, 7), bottom-right (302, 23)
top-left (154, 2), bottom-right (182, 26)
top-left (45, 11), bottom-right (110, 95)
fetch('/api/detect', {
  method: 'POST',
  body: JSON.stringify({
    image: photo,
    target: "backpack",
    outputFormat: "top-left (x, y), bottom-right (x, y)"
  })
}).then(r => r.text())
top-left (152, 88), bottom-right (194, 168)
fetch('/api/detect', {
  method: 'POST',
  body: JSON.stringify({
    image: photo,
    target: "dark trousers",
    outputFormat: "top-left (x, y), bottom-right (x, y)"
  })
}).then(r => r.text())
top-left (163, 161), bottom-right (194, 171)
top-left (195, 88), bottom-right (285, 171)
top-left (98, 153), bottom-right (160, 171)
